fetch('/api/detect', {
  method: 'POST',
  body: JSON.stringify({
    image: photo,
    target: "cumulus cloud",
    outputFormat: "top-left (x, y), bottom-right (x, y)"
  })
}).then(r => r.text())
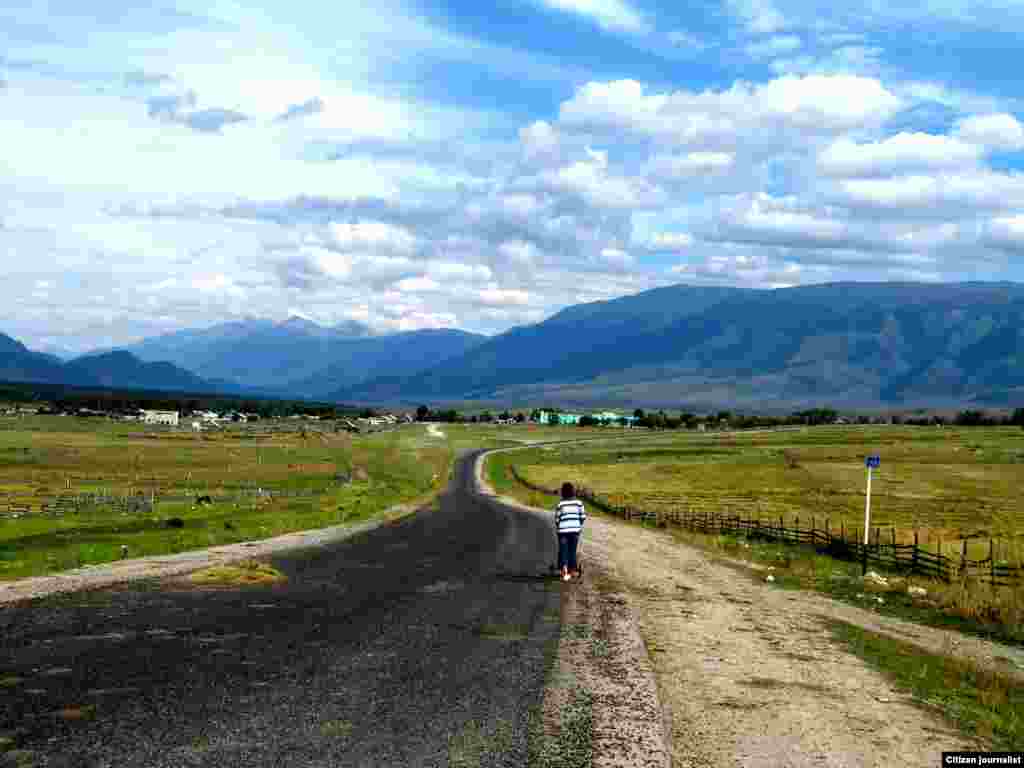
top-left (955, 113), bottom-right (1024, 151)
top-left (833, 170), bottom-right (1024, 212)
top-left (559, 75), bottom-right (902, 146)
top-left (817, 133), bottom-right (982, 177)
top-left (649, 151), bottom-right (734, 179)
top-left (327, 220), bottom-right (418, 255)
top-left (476, 287), bottom-right (531, 306)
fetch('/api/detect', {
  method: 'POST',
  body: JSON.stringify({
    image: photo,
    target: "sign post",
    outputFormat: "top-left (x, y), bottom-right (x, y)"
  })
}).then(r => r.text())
top-left (862, 455), bottom-right (880, 575)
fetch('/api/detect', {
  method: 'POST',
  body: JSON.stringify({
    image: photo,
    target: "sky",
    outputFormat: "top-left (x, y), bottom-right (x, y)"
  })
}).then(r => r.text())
top-left (3, 0), bottom-right (1024, 354)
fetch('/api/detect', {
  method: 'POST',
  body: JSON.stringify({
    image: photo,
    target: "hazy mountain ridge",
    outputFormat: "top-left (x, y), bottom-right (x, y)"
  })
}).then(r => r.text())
top-left (100, 318), bottom-right (488, 397)
top-left (337, 282), bottom-right (1024, 408)
top-left (0, 337), bottom-right (240, 395)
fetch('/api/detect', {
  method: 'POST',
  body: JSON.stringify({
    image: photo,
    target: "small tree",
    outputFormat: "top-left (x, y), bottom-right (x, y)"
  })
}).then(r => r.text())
top-left (416, 405), bottom-right (430, 422)
top-left (1011, 408), bottom-right (1024, 427)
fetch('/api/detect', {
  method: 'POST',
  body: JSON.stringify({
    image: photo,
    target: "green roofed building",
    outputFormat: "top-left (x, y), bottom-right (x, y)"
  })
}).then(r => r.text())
top-left (536, 410), bottom-right (582, 425)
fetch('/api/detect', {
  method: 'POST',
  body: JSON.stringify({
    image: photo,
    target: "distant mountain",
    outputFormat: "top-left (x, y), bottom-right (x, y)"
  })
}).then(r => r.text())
top-left (110, 318), bottom-right (485, 395)
top-left (291, 329), bottom-right (490, 398)
top-left (0, 333), bottom-right (239, 395)
top-left (62, 351), bottom-right (235, 393)
top-left (336, 282), bottom-right (1024, 409)
top-left (0, 333), bottom-right (68, 384)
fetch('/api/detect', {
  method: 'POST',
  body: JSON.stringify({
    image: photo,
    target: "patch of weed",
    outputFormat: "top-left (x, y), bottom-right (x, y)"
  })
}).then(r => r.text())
top-left (828, 618), bottom-right (1024, 748)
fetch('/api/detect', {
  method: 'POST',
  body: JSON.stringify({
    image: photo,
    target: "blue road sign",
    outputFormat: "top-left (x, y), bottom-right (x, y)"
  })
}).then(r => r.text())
top-left (865, 455), bottom-right (880, 469)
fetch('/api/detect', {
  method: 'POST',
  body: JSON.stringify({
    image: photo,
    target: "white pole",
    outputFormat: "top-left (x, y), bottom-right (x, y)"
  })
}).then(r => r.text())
top-left (863, 466), bottom-right (873, 546)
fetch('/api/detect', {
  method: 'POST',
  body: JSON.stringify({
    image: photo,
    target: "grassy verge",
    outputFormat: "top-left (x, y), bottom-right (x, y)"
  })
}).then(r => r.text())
top-left (0, 424), bottom-right (455, 580)
top-left (486, 450), bottom-right (561, 509)
top-left (828, 618), bottom-right (1024, 748)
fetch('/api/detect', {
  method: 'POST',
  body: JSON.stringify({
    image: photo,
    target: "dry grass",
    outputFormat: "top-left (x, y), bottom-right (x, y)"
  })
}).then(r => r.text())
top-left (186, 559), bottom-right (286, 587)
top-left (513, 426), bottom-right (1024, 562)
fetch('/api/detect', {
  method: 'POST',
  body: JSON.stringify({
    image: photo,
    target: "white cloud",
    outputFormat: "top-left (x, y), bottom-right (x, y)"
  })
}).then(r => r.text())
top-left (520, 120), bottom-right (561, 164)
top-left (982, 215), bottom-right (1024, 251)
top-left (308, 247), bottom-right (354, 280)
top-left (729, 0), bottom-right (787, 34)
top-left (834, 171), bottom-right (1024, 211)
top-left (328, 221), bottom-right (417, 255)
top-left (817, 133), bottom-right (982, 177)
top-left (593, 247), bottom-right (634, 271)
top-left (559, 75), bottom-right (902, 146)
top-left (427, 262), bottom-right (493, 282)
top-left (644, 232), bottom-right (695, 250)
top-left (649, 152), bottom-right (734, 179)
top-left (477, 287), bottom-right (531, 306)
top-left (193, 273), bottom-right (246, 297)
top-left (394, 275), bottom-right (441, 292)
top-left (536, 0), bottom-right (647, 32)
top-left (955, 113), bottom-right (1024, 151)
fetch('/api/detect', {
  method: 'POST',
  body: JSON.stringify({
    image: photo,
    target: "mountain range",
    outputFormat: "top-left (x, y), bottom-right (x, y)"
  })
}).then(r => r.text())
top-left (5, 282), bottom-right (1024, 408)
top-left (110, 318), bottom-right (486, 396)
top-left (334, 282), bottom-right (1024, 410)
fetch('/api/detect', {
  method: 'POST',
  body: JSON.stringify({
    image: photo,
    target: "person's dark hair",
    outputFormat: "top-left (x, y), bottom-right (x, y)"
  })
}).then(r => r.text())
top-left (561, 482), bottom-right (575, 500)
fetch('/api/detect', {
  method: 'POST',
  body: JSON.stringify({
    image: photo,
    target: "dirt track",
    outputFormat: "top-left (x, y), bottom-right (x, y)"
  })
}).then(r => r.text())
top-left (581, 512), bottom-right (994, 767)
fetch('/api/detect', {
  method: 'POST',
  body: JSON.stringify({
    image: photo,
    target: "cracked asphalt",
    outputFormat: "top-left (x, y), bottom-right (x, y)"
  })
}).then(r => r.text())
top-left (0, 450), bottom-right (563, 767)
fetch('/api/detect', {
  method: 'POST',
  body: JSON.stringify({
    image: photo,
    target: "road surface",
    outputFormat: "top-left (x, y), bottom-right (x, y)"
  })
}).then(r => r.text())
top-left (0, 450), bottom-right (562, 767)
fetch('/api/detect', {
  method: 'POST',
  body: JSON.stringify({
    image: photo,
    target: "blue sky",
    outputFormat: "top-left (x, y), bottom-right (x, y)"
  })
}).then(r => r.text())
top-left (3, 0), bottom-right (1024, 354)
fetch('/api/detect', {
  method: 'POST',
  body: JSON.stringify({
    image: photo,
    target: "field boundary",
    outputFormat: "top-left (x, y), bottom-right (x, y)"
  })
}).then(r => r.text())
top-left (509, 465), bottom-right (1024, 587)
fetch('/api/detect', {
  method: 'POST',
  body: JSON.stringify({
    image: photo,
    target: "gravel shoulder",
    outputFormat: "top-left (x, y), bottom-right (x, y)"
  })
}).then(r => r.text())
top-left (476, 451), bottom-right (672, 767)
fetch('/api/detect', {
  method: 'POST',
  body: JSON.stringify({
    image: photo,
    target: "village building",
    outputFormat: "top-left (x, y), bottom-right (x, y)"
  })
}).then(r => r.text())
top-left (142, 410), bottom-right (179, 426)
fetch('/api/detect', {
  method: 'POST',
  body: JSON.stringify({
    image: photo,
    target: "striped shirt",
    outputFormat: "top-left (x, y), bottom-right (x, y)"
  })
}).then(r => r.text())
top-left (555, 499), bottom-right (586, 534)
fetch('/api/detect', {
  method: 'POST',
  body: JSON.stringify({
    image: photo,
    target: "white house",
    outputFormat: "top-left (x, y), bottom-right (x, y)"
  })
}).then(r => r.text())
top-left (142, 410), bottom-right (179, 426)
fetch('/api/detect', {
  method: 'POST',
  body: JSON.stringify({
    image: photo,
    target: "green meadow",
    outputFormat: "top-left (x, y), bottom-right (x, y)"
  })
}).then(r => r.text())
top-left (499, 425), bottom-right (1024, 562)
top-left (0, 416), bottom-right (612, 580)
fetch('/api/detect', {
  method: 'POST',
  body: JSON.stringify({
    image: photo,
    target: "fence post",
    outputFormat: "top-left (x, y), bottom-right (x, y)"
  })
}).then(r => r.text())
top-left (913, 529), bottom-right (919, 575)
top-left (779, 515), bottom-right (784, 542)
top-left (990, 539), bottom-right (995, 586)
top-left (961, 539), bottom-right (968, 580)
top-left (938, 535), bottom-right (944, 581)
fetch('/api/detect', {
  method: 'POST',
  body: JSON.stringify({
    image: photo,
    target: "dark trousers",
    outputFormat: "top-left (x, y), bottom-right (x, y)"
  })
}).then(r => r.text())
top-left (558, 532), bottom-right (580, 572)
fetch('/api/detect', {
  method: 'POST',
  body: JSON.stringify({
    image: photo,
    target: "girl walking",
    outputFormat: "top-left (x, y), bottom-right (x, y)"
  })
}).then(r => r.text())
top-left (555, 482), bottom-right (586, 581)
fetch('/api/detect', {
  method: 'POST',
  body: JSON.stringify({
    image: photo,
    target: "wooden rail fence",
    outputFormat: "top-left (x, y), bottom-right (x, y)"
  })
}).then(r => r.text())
top-left (509, 465), bottom-right (1022, 586)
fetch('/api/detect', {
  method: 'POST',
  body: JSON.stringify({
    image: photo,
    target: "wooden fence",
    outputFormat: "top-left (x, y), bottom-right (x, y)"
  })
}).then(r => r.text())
top-left (0, 485), bottom-right (338, 520)
top-left (510, 465), bottom-right (1022, 586)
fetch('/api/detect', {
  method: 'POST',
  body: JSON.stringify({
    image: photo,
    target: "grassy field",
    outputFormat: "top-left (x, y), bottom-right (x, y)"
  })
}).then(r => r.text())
top-left (0, 417), bottom-right (604, 580)
top-left (502, 425), bottom-right (1024, 562)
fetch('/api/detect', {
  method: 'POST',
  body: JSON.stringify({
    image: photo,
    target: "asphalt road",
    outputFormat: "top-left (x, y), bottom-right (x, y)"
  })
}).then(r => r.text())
top-left (0, 450), bottom-right (563, 768)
